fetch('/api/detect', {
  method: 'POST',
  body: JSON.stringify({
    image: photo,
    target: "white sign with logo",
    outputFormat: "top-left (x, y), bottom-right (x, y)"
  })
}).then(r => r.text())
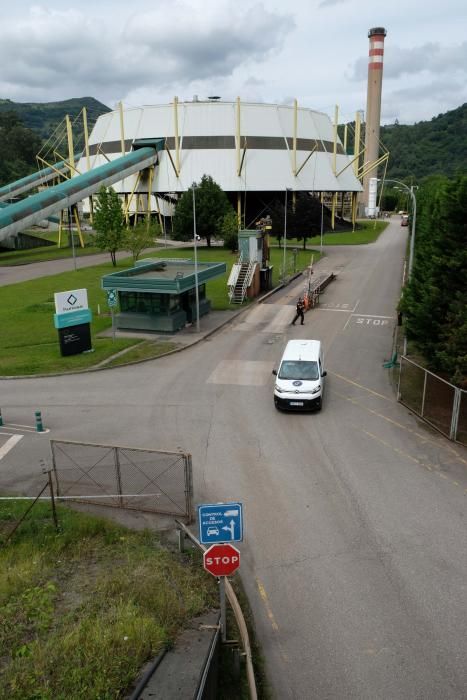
top-left (54, 288), bottom-right (89, 314)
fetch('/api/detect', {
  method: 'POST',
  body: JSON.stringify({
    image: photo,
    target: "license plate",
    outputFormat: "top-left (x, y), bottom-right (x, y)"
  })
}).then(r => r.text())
top-left (290, 401), bottom-right (304, 406)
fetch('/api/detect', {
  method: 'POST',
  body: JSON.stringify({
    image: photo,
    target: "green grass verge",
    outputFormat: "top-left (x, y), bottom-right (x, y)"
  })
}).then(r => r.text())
top-left (0, 501), bottom-right (218, 699)
top-left (279, 219), bottom-right (388, 247)
top-left (103, 340), bottom-right (180, 368)
top-left (0, 230), bottom-right (102, 266)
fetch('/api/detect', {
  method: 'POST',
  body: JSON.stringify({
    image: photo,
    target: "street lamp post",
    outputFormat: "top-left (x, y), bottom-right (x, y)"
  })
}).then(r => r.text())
top-left (283, 189), bottom-right (292, 282)
top-left (192, 186), bottom-right (201, 333)
top-left (320, 193), bottom-right (324, 256)
top-left (378, 178), bottom-right (417, 356)
top-left (69, 206), bottom-right (77, 272)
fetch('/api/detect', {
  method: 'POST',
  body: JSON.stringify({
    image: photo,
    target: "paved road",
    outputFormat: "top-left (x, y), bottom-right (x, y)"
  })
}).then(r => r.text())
top-left (0, 237), bottom-right (217, 286)
top-left (1, 219), bottom-right (466, 698)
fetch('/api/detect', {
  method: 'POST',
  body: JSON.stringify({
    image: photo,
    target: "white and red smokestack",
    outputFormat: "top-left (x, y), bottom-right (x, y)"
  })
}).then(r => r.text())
top-left (363, 27), bottom-right (387, 213)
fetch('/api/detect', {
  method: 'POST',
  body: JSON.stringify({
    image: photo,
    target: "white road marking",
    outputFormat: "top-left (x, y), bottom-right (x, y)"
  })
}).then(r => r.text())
top-left (207, 360), bottom-right (273, 386)
top-left (233, 304), bottom-right (293, 334)
top-left (3, 423), bottom-right (43, 434)
top-left (0, 434), bottom-right (23, 460)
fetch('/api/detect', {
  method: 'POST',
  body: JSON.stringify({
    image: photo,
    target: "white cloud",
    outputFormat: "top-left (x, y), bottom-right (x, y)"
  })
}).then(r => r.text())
top-left (1, 0), bottom-right (467, 124)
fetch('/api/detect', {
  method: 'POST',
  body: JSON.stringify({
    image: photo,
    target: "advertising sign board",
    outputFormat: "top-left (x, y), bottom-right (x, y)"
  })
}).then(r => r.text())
top-left (54, 289), bottom-right (89, 314)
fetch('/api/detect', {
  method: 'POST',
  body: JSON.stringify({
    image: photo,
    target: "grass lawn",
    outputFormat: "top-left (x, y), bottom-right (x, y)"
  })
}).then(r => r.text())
top-left (278, 219), bottom-right (388, 247)
top-left (0, 243), bottom-right (322, 376)
top-left (0, 224), bottom-right (392, 377)
top-left (0, 500), bottom-right (218, 699)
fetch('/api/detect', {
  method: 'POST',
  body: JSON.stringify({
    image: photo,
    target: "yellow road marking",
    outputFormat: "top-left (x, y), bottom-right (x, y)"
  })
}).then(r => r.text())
top-left (353, 424), bottom-right (464, 491)
top-left (329, 370), bottom-right (392, 401)
top-left (352, 425), bottom-right (426, 466)
top-left (256, 577), bottom-right (279, 631)
top-left (332, 388), bottom-right (467, 467)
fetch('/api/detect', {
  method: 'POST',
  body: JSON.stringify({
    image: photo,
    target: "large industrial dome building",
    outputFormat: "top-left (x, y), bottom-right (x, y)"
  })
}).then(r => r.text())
top-left (80, 97), bottom-right (362, 225)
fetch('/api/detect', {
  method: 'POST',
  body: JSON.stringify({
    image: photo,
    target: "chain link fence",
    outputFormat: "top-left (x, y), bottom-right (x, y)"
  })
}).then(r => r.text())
top-left (398, 356), bottom-right (467, 445)
top-left (50, 440), bottom-right (193, 521)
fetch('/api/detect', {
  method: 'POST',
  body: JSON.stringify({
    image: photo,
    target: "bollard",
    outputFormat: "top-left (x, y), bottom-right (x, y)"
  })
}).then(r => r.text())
top-left (0, 408), bottom-right (3, 427)
top-left (35, 410), bottom-right (44, 432)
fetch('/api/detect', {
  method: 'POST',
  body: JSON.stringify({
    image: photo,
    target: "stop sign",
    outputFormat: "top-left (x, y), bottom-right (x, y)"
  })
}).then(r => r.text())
top-left (203, 543), bottom-right (241, 577)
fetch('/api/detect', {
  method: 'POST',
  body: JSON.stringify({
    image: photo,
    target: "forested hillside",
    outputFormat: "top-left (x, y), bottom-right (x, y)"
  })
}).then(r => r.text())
top-left (0, 96), bottom-right (110, 140)
top-left (0, 112), bottom-right (42, 186)
top-left (339, 103), bottom-right (467, 182)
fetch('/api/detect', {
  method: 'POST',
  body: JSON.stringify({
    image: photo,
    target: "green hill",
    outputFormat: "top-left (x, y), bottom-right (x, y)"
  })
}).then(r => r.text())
top-left (0, 96), bottom-right (111, 140)
top-left (339, 103), bottom-right (467, 182)
top-left (381, 104), bottom-right (467, 181)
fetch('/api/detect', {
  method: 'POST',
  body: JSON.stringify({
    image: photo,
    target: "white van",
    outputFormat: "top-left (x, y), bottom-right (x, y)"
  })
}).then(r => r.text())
top-left (273, 339), bottom-right (326, 411)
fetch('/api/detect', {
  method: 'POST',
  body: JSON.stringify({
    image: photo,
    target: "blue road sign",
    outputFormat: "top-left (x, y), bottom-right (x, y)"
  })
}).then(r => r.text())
top-left (107, 289), bottom-right (118, 308)
top-left (198, 502), bottom-right (243, 545)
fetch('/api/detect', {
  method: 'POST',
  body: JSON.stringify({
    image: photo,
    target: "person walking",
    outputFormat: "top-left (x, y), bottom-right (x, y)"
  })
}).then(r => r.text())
top-left (291, 297), bottom-right (305, 325)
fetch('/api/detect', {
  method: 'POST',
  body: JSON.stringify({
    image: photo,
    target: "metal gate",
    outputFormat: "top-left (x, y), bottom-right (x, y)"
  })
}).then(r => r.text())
top-left (398, 357), bottom-right (467, 445)
top-left (50, 440), bottom-right (193, 521)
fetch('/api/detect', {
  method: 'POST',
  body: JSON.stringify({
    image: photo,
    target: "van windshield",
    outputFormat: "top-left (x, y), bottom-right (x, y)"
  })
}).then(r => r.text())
top-left (278, 360), bottom-right (319, 381)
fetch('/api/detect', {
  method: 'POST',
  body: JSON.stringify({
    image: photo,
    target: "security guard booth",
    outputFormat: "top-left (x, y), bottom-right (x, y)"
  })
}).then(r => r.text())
top-left (101, 258), bottom-right (226, 333)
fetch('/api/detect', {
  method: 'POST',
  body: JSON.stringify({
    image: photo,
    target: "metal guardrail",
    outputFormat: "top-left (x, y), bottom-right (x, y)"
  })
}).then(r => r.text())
top-left (175, 519), bottom-right (258, 700)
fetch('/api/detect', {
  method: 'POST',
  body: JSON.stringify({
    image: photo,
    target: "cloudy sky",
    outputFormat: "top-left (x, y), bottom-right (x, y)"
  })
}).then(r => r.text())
top-left (2, 0), bottom-right (466, 125)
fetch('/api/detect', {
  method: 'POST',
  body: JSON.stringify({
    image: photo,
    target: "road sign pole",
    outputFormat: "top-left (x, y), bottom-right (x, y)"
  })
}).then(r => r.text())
top-left (111, 308), bottom-right (116, 343)
top-left (220, 576), bottom-right (227, 642)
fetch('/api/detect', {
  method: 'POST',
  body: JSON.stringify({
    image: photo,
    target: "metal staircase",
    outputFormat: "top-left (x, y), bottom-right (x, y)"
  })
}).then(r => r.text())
top-left (228, 254), bottom-right (257, 304)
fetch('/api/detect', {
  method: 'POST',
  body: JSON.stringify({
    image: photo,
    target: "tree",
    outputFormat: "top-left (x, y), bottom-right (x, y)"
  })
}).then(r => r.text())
top-left (173, 175), bottom-right (231, 247)
top-left (401, 174), bottom-right (467, 385)
top-left (93, 186), bottom-right (125, 266)
top-left (220, 209), bottom-right (239, 252)
top-left (123, 221), bottom-right (160, 263)
top-left (0, 111), bottom-right (42, 187)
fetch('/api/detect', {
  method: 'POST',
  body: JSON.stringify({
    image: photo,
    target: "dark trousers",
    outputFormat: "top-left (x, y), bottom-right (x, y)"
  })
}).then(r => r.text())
top-left (292, 310), bottom-right (304, 325)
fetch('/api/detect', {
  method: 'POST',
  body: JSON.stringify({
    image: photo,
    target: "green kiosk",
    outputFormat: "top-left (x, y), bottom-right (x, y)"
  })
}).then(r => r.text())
top-left (101, 258), bottom-right (226, 333)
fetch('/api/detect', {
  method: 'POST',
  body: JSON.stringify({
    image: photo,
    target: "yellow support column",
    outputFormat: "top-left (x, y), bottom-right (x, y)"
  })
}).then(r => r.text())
top-left (354, 111), bottom-right (361, 177)
top-left (173, 96), bottom-right (180, 176)
top-left (73, 206), bottom-right (85, 248)
top-left (332, 105), bottom-right (338, 175)
top-left (331, 193), bottom-right (337, 231)
top-left (83, 107), bottom-right (94, 224)
top-left (236, 97), bottom-right (241, 176)
top-left (58, 210), bottom-right (64, 248)
top-left (293, 99), bottom-right (298, 175)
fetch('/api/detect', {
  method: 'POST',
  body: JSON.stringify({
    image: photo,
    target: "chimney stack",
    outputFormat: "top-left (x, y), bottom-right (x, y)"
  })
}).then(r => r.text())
top-left (362, 27), bottom-right (387, 214)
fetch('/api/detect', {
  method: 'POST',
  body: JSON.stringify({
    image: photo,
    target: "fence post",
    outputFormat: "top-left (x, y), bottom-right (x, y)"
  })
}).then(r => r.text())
top-left (114, 447), bottom-right (124, 507)
top-left (397, 356), bottom-right (404, 400)
top-left (421, 370), bottom-right (428, 418)
top-left (185, 453), bottom-right (194, 523)
top-left (50, 440), bottom-right (60, 497)
top-left (450, 389), bottom-right (461, 441)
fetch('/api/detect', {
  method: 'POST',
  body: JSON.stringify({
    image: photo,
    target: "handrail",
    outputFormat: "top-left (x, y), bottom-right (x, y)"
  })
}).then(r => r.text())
top-left (240, 261), bottom-right (256, 302)
top-left (175, 519), bottom-right (257, 700)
